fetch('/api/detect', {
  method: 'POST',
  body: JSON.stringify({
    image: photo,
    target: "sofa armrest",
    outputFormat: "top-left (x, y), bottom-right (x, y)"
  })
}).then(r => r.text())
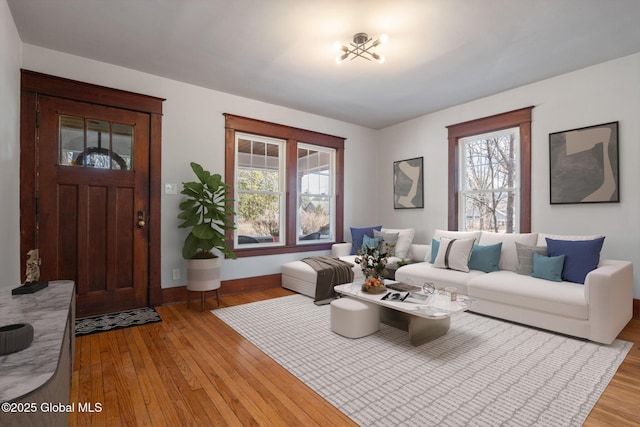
top-left (331, 243), bottom-right (353, 257)
top-left (584, 259), bottom-right (633, 344)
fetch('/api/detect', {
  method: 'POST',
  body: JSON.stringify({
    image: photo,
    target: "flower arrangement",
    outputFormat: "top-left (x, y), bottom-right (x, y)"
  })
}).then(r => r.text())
top-left (355, 243), bottom-right (391, 280)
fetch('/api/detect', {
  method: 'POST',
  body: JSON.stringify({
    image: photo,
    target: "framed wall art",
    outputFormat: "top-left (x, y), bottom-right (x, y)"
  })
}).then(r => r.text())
top-left (393, 157), bottom-right (424, 209)
top-left (549, 121), bottom-right (619, 204)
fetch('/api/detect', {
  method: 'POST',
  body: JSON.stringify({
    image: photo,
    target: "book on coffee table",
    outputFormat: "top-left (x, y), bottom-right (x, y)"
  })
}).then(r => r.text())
top-left (385, 282), bottom-right (422, 292)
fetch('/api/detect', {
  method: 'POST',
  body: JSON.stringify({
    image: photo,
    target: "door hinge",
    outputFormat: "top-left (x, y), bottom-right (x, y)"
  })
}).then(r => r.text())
top-left (35, 110), bottom-right (39, 128)
top-left (35, 197), bottom-right (39, 216)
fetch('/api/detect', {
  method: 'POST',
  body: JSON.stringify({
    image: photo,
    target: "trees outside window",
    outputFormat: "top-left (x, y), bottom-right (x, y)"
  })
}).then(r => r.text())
top-left (225, 114), bottom-right (344, 257)
top-left (447, 107), bottom-right (533, 233)
top-left (460, 128), bottom-right (519, 233)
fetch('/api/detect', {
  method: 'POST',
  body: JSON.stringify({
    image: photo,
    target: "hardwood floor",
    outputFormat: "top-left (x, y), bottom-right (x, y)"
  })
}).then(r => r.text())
top-left (70, 289), bottom-right (640, 426)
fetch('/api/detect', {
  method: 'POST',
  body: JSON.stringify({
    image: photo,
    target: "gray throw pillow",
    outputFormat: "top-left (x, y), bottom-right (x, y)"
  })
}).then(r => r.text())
top-left (374, 230), bottom-right (399, 256)
top-left (515, 242), bottom-right (548, 275)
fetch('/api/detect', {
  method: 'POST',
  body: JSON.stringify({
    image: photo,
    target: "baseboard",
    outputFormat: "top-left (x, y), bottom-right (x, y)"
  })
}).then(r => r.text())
top-left (161, 273), bottom-right (282, 305)
top-left (634, 298), bottom-right (640, 319)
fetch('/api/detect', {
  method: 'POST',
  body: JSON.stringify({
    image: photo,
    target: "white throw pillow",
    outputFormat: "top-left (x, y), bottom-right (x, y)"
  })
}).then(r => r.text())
top-left (432, 237), bottom-right (475, 272)
top-left (381, 228), bottom-right (415, 259)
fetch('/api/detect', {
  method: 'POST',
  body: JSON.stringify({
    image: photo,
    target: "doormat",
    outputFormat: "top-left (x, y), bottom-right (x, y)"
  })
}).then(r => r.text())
top-left (75, 307), bottom-right (162, 337)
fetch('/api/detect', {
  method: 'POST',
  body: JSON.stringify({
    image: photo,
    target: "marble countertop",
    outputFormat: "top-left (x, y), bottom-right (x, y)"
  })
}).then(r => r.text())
top-left (0, 280), bottom-right (74, 402)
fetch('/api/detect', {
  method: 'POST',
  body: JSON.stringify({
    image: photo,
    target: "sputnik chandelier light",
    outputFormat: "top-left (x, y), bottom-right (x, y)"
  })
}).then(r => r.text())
top-left (334, 32), bottom-right (389, 64)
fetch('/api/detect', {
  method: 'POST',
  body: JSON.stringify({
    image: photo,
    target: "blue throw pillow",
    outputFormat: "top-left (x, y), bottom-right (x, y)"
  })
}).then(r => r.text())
top-left (545, 237), bottom-right (605, 284)
top-left (350, 226), bottom-right (382, 255)
top-left (361, 235), bottom-right (383, 253)
top-left (468, 243), bottom-right (502, 273)
top-left (531, 252), bottom-right (565, 282)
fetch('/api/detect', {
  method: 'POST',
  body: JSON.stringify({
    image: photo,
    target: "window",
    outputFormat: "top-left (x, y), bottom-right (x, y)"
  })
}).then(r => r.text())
top-left (235, 133), bottom-right (285, 246)
top-left (297, 144), bottom-right (335, 244)
top-left (59, 115), bottom-right (133, 170)
top-left (225, 114), bottom-right (345, 257)
top-left (447, 107), bottom-right (533, 233)
top-left (459, 128), bottom-right (520, 232)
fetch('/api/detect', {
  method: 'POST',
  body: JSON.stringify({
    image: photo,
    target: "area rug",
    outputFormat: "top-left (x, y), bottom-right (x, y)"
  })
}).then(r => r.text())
top-left (75, 307), bottom-right (162, 337)
top-left (212, 294), bottom-right (631, 427)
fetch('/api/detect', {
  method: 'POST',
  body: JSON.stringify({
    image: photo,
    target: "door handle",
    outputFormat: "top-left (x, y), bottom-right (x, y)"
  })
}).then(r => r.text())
top-left (137, 211), bottom-right (146, 229)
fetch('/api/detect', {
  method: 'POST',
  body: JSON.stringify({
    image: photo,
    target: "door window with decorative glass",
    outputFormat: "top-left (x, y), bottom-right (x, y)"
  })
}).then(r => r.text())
top-left (459, 127), bottom-right (520, 233)
top-left (59, 115), bottom-right (133, 170)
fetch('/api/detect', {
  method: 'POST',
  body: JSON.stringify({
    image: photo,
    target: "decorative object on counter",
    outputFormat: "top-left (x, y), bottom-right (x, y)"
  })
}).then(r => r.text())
top-left (75, 307), bottom-right (162, 337)
top-left (0, 323), bottom-right (34, 355)
top-left (12, 249), bottom-right (48, 295)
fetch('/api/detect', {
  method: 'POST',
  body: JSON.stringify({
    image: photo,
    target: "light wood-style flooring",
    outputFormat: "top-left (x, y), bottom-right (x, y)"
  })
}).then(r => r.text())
top-left (70, 289), bottom-right (640, 426)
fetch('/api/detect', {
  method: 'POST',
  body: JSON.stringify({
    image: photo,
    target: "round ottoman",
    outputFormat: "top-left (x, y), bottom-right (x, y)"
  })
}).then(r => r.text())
top-left (331, 297), bottom-right (380, 338)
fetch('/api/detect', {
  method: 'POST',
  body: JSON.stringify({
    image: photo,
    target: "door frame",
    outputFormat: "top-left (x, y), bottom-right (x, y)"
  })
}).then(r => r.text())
top-left (19, 70), bottom-right (164, 307)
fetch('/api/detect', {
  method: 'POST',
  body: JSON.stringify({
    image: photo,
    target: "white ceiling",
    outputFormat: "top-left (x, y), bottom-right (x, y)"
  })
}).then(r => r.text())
top-left (8, 0), bottom-right (640, 129)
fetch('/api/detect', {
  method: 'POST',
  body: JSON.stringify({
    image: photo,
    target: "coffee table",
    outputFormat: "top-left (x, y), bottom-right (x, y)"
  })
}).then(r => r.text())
top-left (334, 281), bottom-right (476, 346)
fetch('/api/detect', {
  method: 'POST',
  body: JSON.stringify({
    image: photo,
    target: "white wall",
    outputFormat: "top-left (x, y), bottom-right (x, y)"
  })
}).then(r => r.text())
top-left (0, 0), bottom-right (22, 288)
top-left (21, 44), bottom-right (379, 287)
top-left (377, 53), bottom-right (640, 298)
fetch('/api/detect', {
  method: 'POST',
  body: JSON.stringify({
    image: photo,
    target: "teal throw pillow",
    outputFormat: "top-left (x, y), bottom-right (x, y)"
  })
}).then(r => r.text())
top-left (531, 252), bottom-right (565, 282)
top-left (361, 235), bottom-right (383, 253)
top-left (468, 243), bottom-right (502, 273)
top-left (430, 239), bottom-right (440, 263)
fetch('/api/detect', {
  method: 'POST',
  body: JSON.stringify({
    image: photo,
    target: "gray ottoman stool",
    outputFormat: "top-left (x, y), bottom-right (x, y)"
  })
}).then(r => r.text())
top-left (331, 297), bottom-right (380, 338)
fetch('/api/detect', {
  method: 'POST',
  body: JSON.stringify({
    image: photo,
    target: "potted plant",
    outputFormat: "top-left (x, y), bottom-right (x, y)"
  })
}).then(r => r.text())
top-left (177, 162), bottom-right (236, 308)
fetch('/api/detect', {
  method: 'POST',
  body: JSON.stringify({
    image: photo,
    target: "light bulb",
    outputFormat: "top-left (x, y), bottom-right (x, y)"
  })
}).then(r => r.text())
top-left (372, 53), bottom-right (385, 64)
top-left (380, 34), bottom-right (389, 44)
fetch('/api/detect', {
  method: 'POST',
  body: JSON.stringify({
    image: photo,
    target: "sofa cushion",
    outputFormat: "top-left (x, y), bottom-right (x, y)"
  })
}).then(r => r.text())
top-left (536, 233), bottom-right (603, 246)
top-left (467, 271), bottom-right (588, 320)
top-left (381, 228), bottom-right (415, 259)
top-left (394, 262), bottom-right (484, 295)
top-left (478, 232), bottom-right (538, 271)
top-left (546, 237), bottom-right (605, 284)
top-left (433, 237), bottom-right (475, 272)
top-left (515, 242), bottom-right (548, 275)
top-left (374, 230), bottom-right (399, 255)
top-left (531, 252), bottom-right (565, 282)
top-left (468, 243), bottom-right (502, 273)
top-left (350, 226), bottom-right (382, 255)
top-left (361, 235), bottom-right (382, 253)
top-left (433, 229), bottom-right (482, 242)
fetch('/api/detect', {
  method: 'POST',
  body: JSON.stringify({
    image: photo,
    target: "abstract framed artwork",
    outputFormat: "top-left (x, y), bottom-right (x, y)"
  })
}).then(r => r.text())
top-left (549, 121), bottom-right (619, 204)
top-left (393, 157), bottom-right (424, 209)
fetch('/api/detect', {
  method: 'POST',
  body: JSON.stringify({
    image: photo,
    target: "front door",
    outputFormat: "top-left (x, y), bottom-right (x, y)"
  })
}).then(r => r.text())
top-left (36, 95), bottom-right (150, 317)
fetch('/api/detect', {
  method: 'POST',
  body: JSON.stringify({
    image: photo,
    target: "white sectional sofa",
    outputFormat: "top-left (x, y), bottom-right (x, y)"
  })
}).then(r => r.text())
top-left (282, 229), bottom-right (633, 344)
top-left (394, 230), bottom-right (633, 344)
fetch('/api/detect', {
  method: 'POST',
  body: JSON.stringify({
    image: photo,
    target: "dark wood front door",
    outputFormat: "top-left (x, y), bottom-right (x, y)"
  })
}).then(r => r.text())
top-left (36, 95), bottom-right (150, 317)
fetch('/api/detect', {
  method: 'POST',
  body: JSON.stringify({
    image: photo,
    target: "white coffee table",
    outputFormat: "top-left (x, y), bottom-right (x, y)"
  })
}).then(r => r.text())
top-left (334, 281), bottom-right (476, 346)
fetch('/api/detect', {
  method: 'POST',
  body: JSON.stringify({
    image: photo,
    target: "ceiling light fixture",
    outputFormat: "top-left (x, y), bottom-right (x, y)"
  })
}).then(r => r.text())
top-left (334, 32), bottom-right (388, 64)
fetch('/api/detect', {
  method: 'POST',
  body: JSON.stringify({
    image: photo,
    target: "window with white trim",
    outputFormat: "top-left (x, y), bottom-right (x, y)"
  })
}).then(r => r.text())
top-left (224, 114), bottom-right (345, 257)
top-left (459, 128), bottom-right (520, 232)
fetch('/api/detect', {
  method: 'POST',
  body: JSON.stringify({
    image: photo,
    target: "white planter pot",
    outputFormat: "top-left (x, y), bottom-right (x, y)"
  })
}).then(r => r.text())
top-left (186, 257), bottom-right (221, 292)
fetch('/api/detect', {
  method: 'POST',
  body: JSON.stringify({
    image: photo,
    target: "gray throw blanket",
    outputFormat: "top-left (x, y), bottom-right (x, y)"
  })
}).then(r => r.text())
top-left (301, 256), bottom-right (355, 304)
